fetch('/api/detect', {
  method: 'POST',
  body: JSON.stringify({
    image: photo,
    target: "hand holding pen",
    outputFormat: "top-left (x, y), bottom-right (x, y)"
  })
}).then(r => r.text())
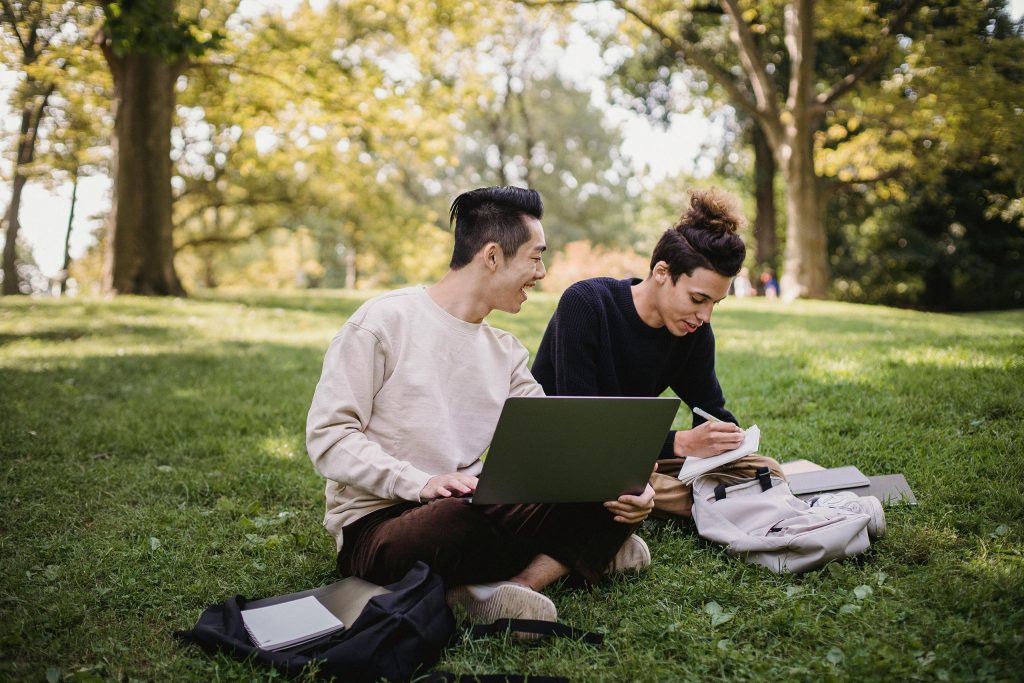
top-left (674, 406), bottom-right (744, 458)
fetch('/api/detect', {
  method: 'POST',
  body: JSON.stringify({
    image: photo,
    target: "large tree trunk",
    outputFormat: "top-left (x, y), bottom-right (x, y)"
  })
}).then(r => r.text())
top-left (102, 50), bottom-right (185, 296)
top-left (778, 130), bottom-right (828, 300)
top-left (777, 0), bottom-right (828, 301)
top-left (751, 124), bottom-right (777, 269)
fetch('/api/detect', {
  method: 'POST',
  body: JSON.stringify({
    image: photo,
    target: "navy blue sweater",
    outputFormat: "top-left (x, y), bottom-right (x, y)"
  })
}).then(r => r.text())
top-left (531, 277), bottom-right (738, 457)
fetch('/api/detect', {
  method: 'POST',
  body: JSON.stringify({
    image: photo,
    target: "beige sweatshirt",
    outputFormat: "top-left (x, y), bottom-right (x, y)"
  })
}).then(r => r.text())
top-left (306, 286), bottom-right (544, 550)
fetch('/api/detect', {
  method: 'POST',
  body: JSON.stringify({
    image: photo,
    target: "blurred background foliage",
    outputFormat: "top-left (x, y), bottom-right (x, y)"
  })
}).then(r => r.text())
top-left (2, 0), bottom-right (1022, 309)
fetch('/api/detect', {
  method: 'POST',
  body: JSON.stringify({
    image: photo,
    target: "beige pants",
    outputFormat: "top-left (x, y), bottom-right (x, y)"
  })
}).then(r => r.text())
top-left (650, 453), bottom-right (786, 519)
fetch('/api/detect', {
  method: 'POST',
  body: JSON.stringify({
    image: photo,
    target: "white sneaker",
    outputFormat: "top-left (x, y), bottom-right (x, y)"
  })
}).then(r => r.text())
top-left (607, 534), bottom-right (651, 574)
top-left (810, 491), bottom-right (886, 540)
top-left (446, 581), bottom-right (557, 624)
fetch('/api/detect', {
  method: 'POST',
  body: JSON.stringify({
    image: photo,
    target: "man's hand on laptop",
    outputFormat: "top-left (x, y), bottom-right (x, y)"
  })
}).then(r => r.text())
top-left (675, 421), bottom-right (744, 458)
top-left (604, 483), bottom-right (656, 524)
top-left (420, 473), bottom-right (478, 500)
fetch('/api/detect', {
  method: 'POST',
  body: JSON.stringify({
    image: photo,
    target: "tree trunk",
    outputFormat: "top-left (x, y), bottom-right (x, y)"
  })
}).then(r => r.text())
top-left (59, 172), bottom-right (79, 295)
top-left (922, 261), bottom-right (953, 311)
top-left (751, 124), bottom-right (777, 269)
top-left (1, 174), bottom-right (28, 296)
top-left (777, 0), bottom-right (828, 301)
top-left (2, 87), bottom-right (51, 295)
top-left (102, 50), bottom-right (185, 296)
top-left (778, 130), bottom-right (828, 300)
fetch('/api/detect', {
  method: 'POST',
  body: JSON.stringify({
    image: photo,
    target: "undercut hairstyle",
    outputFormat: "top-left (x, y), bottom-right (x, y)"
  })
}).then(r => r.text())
top-left (448, 186), bottom-right (544, 269)
top-left (650, 188), bottom-right (747, 281)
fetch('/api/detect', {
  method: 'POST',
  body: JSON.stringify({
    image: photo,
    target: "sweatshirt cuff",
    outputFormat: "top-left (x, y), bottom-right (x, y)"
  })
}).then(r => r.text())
top-left (392, 464), bottom-right (433, 503)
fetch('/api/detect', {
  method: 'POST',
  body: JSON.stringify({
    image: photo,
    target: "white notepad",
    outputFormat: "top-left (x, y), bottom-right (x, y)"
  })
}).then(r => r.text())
top-left (677, 425), bottom-right (761, 484)
top-left (241, 595), bottom-right (344, 651)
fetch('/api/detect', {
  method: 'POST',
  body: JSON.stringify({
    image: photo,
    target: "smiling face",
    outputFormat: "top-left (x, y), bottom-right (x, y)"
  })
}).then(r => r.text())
top-left (488, 215), bottom-right (547, 314)
top-left (651, 264), bottom-right (732, 336)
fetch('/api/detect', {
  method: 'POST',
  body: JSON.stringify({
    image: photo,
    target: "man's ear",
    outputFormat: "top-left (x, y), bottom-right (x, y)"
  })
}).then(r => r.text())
top-left (654, 261), bottom-right (669, 283)
top-left (481, 242), bottom-right (501, 271)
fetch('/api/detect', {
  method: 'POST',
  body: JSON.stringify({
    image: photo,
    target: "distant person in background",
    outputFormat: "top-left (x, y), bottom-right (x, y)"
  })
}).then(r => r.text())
top-left (733, 266), bottom-right (753, 298)
top-left (532, 189), bottom-right (781, 519)
top-left (760, 269), bottom-right (779, 298)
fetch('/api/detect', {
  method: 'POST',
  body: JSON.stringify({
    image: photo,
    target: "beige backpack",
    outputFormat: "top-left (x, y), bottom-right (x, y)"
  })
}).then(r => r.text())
top-left (691, 468), bottom-right (871, 574)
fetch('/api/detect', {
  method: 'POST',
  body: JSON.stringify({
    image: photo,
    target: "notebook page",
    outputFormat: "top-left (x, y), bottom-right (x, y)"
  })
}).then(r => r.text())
top-left (678, 425), bottom-right (761, 484)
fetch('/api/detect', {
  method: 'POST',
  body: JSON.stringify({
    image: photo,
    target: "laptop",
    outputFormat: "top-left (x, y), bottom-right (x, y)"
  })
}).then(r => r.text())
top-left (470, 396), bottom-right (681, 504)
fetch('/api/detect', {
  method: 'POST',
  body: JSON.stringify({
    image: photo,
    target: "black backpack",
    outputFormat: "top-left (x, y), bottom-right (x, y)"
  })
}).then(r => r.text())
top-left (176, 561), bottom-right (598, 682)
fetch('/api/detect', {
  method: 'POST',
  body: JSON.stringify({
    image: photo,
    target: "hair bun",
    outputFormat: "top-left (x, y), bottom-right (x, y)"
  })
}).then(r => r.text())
top-left (680, 188), bottom-right (744, 237)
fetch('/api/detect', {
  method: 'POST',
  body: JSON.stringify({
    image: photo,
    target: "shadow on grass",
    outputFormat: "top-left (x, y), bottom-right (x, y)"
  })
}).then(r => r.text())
top-left (0, 323), bottom-right (185, 348)
top-left (0, 328), bottom-right (88, 345)
top-left (0, 341), bottom-right (324, 461)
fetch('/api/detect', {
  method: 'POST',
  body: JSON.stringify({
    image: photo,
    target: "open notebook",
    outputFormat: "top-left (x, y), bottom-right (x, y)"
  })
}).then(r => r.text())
top-left (677, 425), bottom-right (761, 485)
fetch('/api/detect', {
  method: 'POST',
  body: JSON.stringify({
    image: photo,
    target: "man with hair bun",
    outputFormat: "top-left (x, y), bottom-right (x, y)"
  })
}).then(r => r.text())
top-left (533, 188), bottom-right (756, 520)
top-left (307, 186), bottom-right (654, 629)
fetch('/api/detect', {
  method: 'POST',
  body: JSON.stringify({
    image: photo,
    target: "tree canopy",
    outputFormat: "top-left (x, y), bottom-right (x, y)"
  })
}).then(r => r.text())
top-left (2, 0), bottom-right (1021, 309)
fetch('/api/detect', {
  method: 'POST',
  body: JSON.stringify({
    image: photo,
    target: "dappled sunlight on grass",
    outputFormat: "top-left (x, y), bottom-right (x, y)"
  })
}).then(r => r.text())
top-left (260, 434), bottom-right (304, 460)
top-left (804, 356), bottom-right (873, 384)
top-left (963, 537), bottom-right (1024, 583)
top-left (885, 345), bottom-right (1018, 370)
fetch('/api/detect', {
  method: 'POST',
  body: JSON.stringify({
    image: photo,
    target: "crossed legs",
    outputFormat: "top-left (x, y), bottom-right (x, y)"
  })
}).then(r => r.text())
top-left (337, 498), bottom-right (636, 588)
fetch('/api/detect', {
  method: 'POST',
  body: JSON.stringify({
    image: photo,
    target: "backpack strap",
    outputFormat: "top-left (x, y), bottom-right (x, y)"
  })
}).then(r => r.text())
top-left (757, 466), bottom-right (773, 491)
top-left (470, 619), bottom-right (604, 645)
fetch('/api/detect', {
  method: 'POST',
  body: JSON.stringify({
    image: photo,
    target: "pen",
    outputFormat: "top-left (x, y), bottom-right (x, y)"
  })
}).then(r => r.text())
top-left (692, 406), bottom-right (721, 422)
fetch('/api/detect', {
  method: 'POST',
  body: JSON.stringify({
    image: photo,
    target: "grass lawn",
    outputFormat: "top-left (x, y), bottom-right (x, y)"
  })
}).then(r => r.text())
top-left (2, 290), bottom-right (1022, 682)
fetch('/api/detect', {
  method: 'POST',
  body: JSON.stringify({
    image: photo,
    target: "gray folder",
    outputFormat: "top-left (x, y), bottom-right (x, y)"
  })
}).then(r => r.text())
top-left (795, 473), bottom-right (917, 506)
top-left (787, 465), bottom-right (871, 495)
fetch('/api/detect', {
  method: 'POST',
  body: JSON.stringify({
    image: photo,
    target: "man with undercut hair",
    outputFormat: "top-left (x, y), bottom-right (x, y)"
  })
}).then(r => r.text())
top-left (307, 186), bottom-right (655, 626)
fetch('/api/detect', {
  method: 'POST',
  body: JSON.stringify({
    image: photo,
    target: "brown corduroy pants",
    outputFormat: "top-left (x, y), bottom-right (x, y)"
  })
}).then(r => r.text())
top-left (337, 498), bottom-right (637, 587)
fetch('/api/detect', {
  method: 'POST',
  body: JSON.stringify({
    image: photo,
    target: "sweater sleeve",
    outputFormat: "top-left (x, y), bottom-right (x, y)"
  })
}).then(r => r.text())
top-left (669, 324), bottom-right (739, 428)
top-left (306, 322), bottom-right (432, 503)
top-left (540, 286), bottom-right (602, 396)
top-left (509, 344), bottom-right (546, 398)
